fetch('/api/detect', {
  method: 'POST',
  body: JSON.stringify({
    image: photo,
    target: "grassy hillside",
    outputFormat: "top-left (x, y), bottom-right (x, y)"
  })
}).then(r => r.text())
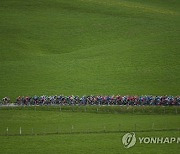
top-left (0, 0), bottom-right (179, 99)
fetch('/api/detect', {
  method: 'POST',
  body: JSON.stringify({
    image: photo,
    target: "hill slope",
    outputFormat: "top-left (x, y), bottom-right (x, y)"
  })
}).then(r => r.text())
top-left (0, 0), bottom-right (180, 99)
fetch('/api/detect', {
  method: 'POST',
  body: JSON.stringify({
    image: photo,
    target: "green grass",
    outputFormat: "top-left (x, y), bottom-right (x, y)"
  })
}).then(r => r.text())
top-left (0, 0), bottom-right (180, 100)
top-left (0, 0), bottom-right (179, 153)
top-left (0, 109), bottom-right (179, 153)
top-left (0, 132), bottom-right (180, 154)
top-left (1, 105), bottom-right (180, 115)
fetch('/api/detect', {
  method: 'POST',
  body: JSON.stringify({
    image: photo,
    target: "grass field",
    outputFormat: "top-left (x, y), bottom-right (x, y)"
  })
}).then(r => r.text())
top-left (0, 0), bottom-right (179, 153)
top-left (0, 0), bottom-right (180, 99)
top-left (0, 108), bottom-right (179, 153)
